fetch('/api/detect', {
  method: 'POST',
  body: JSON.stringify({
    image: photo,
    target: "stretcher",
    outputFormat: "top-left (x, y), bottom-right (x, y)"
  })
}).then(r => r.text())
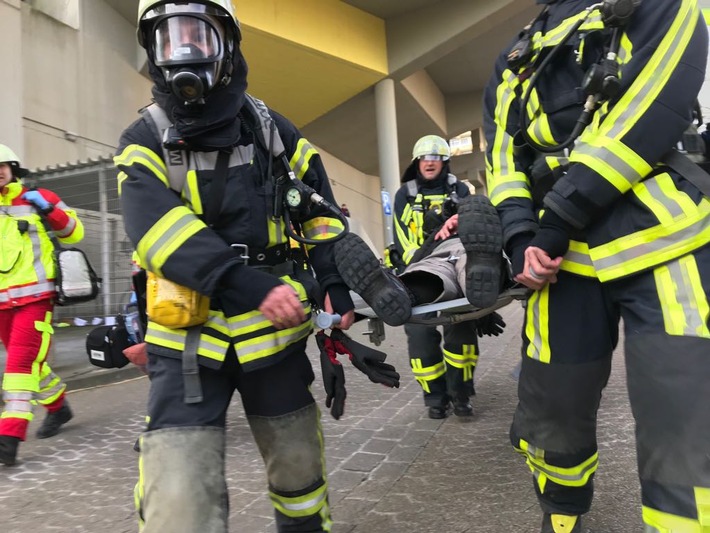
top-left (317, 285), bottom-right (531, 346)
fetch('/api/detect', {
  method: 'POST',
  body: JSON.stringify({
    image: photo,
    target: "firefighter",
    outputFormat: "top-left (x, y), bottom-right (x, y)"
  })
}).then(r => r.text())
top-left (483, 0), bottom-right (710, 531)
top-left (115, 1), bottom-right (363, 531)
top-left (391, 136), bottom-right (502, 419)
top-left (0, 144), bottom-right (81, 466)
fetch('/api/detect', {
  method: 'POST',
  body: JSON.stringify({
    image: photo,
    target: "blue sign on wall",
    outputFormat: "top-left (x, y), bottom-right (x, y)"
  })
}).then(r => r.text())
top-left (381, 190), bottom-right (392, 216)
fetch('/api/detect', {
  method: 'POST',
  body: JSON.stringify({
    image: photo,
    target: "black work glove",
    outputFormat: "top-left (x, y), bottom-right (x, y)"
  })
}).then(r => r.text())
top-left (474, 311), bottom-right (506, 337)
top-left (528, 210), bottom-right (571, 259)
top-left (316, 331), bottom-right (346, 420)
top-left (330, 329), bottom-right (400, 388)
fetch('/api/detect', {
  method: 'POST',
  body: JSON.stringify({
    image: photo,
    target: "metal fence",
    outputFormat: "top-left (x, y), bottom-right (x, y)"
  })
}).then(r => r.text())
top-left (28, 157), bottom-right (135, 323)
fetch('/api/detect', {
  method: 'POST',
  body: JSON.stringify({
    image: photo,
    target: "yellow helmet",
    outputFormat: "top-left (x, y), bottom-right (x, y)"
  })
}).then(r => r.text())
top-left (412, 135), bottom-right (450, 161)
top-left (0, 144), bottom-right (29, 178)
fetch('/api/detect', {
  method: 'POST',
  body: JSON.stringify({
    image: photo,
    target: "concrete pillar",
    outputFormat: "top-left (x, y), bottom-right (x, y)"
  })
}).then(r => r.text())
top-left (0, 0), bottom-right (24, 158)
top-left (375, 78), bottom-right (400, 246)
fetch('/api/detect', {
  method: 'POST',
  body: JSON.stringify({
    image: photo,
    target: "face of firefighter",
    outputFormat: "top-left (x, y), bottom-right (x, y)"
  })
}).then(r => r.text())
top-left (418, 156), bottom-right (444, 181)
top-left (0, 163), bottom-right (14, 189)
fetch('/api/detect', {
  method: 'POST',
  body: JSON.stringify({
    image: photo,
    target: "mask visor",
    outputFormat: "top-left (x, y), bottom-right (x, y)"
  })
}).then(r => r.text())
top-left (154, 15), bottom-right (222, 66)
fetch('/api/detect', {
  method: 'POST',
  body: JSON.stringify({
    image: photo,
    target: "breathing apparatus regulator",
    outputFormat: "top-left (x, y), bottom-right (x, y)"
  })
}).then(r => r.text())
top-left (138, 1), bottom-right (241, 104)
top-left (264, 122), bottom-right (349, 246)
top-left (512, 0), bottom-right (642, 153)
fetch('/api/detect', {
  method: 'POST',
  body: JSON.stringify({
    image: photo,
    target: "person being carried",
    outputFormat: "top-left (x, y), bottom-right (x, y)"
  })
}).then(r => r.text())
top-left (0, 144), bottom-right (82, 466)
top-left (334, 135), bottom-right (507, 419)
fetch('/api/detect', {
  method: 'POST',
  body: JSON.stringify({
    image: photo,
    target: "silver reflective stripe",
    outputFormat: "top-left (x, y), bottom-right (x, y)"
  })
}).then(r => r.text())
top-left (411, 362), bottom-right (445, 379)
top-left (3, 391), bottom-right (33, 401)
top-left (491, 70), bottom-right (520, 178)
top-left (274, 491), bottom-right (327, 513)
top-left (635, 178), bottom-right (686, 219)
top-left (592, 215), bottom-right (710, 274)
top-left (526, 292), bottom-right (544, 362)
top-left (6, 281), bottom-right (55, 299)
top-left (3, 400), bottom-right (33, 413)
top-left (4, 205), bottom-right (35, 216)
top-left (564, 249), bottom-right (594, 268)
top-left (246, 94), bottom-right (286, 157)
top-left (54, 216), bottom-right (76, 238)
top-left (30, 227), bottom-right (49, 283)
top-left (142, 210), bottom-right (198, 269)
top-left (665, 258), bottom-right (708, 336)
top-left (573, 141), bottom-right (641, 190)
top-left (235, 323), bottom-right (311, 362)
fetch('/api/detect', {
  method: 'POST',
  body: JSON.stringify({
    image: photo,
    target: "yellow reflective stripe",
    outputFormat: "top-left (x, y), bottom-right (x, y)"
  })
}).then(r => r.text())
top-left (410, 358), bottom-right (445, 392)
top-left (488, 172), bottom-right (532, 206)
top-left (184, 170), bottom-right (203, 214)
top-left (527, 92), bottom-right (556, 147)
top-left (696, 487), bottom-right (710, 527)
top-left (268, 218), bottom-right (287, 246)
top-left (559, 240), bottom-right (597, 277)
top-left (114, 144), bottom-right (169, 188)
top-left (655, 173), bottom-right (698, 216)
top-left (539, 10), bottom-right (602, 48)
top-left (571, 135), bottom-right (652, 193)
top-left (642, 505), bottom-right (703, 532)
top-left (489, 70), bottom-right (520, 184)
top-left (525, 286), bottom-right (551, 363)
top-left (289, 138), bottom-right (319, 180)
top-left (520, 440), bottom-right (599, 487)
top-left (655, 256), bottom-right (710, 337)
top-left (1, 411), bottom-right (33, 421)
top-left (270, 483), bottom-right (328, 518)
top-left (591, 203), bottom-right (710, 281)
top-left (235, 319), bottom-right (312, 364)
top-left (3, 373), bottom-right (40, 391)
top-left (444, 345), bottom-right (478, 381)
top-left (136, 207), bottom-right (204, 276)
top-left (145, 322), bottom-right (229, 361)
top-left (601, 0), bottom-right (697, 141)
top-left (302, 217), bottom-right (345, 241)
top-left (117, 171), bottom-right (128, 196)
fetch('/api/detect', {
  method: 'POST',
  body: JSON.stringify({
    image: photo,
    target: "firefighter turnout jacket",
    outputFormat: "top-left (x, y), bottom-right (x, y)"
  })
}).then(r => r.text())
top-left (115, 103), bottom-right (348, 372)
top-left (484, 0), bottom-right (710, 281)
top-left (394, 171), bottom-right (471, 266)
top-left (0, 182), bottom-right (84, 308)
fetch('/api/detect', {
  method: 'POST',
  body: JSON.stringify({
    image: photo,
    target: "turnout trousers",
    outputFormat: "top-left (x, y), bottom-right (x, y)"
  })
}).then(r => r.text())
top-left (138, 340), bottom-right (332, 533)
top-left (406, 319), bottom-right (479, 409)
top-left (511, 246), bottom-right (710, 531)
top-left (0, 299), bottom-right (67, 440)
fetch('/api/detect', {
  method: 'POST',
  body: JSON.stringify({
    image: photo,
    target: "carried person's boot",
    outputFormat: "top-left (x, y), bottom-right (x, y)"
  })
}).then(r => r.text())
top-left (36, 400), bottom-right (73, 439)
top-left (334, 233), bottom-right (413, 326)
top-left (457, 195), bottom-right (504, 309)
top-left (541, 513), bottom-right (582, 533)
top-left (0, 435), bottom-right (20, 466)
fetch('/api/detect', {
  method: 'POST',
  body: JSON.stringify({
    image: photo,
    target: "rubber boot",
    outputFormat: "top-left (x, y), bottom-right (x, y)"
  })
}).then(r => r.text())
top-left (36, 400), bottom-right (73, 439)
top-left (457, 195), bottom-right (504, 309)
top-left (452, 396), bottom-right (473, 417)
top-left (140, 427), bottom-right (228, 533)
top-left (334, 232), bottom-right (413, 326)
top-left (0, 435), bottom-right (20, 466)
top-left (428, 405), bottom-right (450, 419)
top-left (541, 513), bottom-right (582, 533)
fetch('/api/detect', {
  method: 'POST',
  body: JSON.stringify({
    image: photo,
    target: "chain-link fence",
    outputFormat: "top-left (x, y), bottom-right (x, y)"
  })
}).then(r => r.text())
top-left (28, 157), bottom-right (134, 324)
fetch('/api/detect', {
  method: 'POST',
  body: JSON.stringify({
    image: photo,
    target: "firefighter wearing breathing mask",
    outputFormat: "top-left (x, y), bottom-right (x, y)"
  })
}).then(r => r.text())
top-left (115, 1), bottom-right (357, 531)
top-left (483, 0), bottom-right (710, 531)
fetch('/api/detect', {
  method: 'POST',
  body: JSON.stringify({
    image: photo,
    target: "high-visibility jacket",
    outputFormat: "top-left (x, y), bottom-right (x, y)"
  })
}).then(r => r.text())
top-left (0, 182), bottom-right (84, 309)
top-left (114, 103), bottom-right (348, 372)
top-left (393, 170), bottom-right (470, 266)
top-left (484, 0), bottom-right (710, 281)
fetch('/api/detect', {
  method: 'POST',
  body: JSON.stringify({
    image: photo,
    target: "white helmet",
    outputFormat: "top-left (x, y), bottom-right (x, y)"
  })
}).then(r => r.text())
top-left (412, 135), bottom-right (451, 161)
top-left (0, 144), bottom-right (29, 178)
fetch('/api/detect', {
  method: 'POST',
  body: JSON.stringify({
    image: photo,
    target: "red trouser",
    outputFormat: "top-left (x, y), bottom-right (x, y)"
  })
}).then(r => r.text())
top-left (0, 299), bottom-right (66, 440)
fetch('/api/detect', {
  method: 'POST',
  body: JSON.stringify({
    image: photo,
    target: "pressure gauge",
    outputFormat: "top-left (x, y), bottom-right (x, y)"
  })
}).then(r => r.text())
top-left (285, 186), bottom-right (303, 208)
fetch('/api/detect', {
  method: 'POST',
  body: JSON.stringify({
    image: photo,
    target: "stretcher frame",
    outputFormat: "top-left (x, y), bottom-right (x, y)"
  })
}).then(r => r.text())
top-left (352, 286), bottom-right (531, 345)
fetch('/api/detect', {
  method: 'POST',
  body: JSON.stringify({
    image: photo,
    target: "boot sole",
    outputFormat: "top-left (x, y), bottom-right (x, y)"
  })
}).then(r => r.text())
top-left (334, 233), bottom-right (411, 326)
top-left (458, 195), bottom-right (503, 309)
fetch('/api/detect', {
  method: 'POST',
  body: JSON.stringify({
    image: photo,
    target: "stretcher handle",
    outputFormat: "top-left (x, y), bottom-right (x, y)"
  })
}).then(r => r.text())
top-left (315, 312), bottom-right (342, 330)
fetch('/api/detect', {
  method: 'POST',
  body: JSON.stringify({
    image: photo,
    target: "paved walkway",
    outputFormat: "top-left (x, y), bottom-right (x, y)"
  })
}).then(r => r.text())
top-left (0, 304), bottom-right (642, 532)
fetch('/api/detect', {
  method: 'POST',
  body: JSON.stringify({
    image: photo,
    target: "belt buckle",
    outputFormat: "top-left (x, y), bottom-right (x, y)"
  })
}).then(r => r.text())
top-left (231, 243), bottom-right (250, 265)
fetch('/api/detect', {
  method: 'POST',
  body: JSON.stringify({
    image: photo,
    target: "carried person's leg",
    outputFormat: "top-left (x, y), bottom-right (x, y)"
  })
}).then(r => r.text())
top-left (511, 272), bottom-right (617, 530)
top-left (617, 248), bottom-right (710, 531)
top-left (239, 344), bottom-right (332, 533)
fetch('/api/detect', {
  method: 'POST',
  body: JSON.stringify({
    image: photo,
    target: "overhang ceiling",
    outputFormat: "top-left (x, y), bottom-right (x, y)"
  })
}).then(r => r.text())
top-left (104, 0), bottom-right (539, 177)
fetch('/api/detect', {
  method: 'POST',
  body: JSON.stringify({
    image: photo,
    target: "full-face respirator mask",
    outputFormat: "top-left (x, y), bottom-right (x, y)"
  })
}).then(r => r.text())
top-left (140, 4), bottom-right (237, 104)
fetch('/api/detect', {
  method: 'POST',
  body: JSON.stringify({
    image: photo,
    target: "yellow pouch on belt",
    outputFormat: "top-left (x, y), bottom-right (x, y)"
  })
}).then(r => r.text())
top-left (146, 271), bottom-right (210, 328)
